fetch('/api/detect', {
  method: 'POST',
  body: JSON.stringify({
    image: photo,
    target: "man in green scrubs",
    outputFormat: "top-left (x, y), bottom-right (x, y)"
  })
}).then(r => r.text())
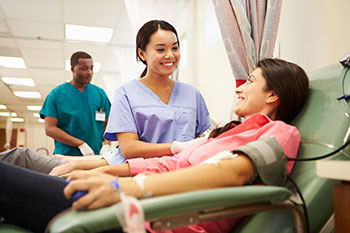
top-left (40, 51), bottom-right (111, 156)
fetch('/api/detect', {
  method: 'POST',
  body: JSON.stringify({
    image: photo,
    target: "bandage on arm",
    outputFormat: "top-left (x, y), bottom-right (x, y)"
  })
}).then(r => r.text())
top-left (78, 143), bottom-right (94, 156)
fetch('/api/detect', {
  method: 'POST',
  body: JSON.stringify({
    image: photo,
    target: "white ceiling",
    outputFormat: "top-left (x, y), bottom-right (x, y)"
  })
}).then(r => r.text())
top-left (0, 0), bottom-right (187, 124)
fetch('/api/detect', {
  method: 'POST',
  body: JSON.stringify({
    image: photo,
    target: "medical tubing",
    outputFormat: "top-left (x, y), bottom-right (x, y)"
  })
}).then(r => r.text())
top-left (287, 176), bottom-right (310, 233)
top-left (287, 135), bottom-right (350, 161)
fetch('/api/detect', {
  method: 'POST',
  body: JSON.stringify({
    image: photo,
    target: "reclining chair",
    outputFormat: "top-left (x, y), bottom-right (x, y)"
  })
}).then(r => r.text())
top-left (1, 60), bottom-right (350, 233)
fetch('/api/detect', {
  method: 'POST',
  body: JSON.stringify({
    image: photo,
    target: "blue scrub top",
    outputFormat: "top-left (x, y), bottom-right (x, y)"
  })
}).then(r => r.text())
top-left (40, 83), bottom-right (111, 156)
top-left (104, 79), bottom-right (210, 164)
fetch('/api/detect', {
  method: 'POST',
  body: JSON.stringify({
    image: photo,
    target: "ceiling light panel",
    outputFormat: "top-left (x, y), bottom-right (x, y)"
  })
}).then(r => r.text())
top-left (27, 105), bottom-right (42, 111)
top-left (0, 104), bottom-right (7, 109)
top-left (2, 77), bottom-right (35, 86)
top-left (13, 91), bottom-right (41, 98)
top-left (65, 24), bottom-right (114, 43)
top-left (0, 56), bottom-right (26, 69)
top-left (11, 117), bottom-right (24, 122)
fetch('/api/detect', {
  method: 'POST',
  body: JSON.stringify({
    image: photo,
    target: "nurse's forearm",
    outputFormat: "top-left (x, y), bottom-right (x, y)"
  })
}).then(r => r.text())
top-left (120, 141), bottom-right (172, 159)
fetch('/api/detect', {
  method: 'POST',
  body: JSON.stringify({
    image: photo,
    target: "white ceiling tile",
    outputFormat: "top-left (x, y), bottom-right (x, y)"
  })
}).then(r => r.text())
top-left (110, 29), bottom-right (135, 47)
top-left (0, 37), bottom-right (16, 47)
top-left (0, 67), bottom-right (32, 77)
top-left (0, 18), bottom-right (9, 34)
top-left (63, 43), bottom-right (108, 62)
top-left (31, 68), bottom-right (66, 86)
top-left (0, 0), bottom-right (62, 23)
top-left (39, 86), bottom-right (55, 100)
top-left (21, 49), bottom-right (64, 69)
top-left (8, 85), bottom-right (37, 92)
top-left (7, 20), bottom-right (64, 40)
top-left (63, 0), bottom-right (123, 28)
top-left (17, 39), bottom-right (63, 50)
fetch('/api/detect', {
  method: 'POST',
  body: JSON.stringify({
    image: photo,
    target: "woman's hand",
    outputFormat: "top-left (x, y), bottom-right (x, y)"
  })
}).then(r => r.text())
top-left (64, 171), bottom-right (121, 210)
top-left (49, 162), bottom-right (76, 177)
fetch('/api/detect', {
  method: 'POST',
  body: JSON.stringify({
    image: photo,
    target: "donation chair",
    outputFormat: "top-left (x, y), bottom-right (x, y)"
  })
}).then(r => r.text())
top-left (45, 61), bottom-right (350, 233)
top-left (1, 60), bottom-right (349, 233)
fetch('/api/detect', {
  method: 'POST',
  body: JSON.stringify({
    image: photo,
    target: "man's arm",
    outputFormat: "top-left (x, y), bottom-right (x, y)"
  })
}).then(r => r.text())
top-left (44, 116), bottom-right (85, 147)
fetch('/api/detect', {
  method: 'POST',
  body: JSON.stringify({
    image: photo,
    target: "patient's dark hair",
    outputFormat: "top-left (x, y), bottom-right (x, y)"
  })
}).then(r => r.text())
top-left (136, 20), bottom-right (179, 78)
top-left (70, 51), bottom-right (92, 69)
top-left (209, 58), bottom-right (309, 138)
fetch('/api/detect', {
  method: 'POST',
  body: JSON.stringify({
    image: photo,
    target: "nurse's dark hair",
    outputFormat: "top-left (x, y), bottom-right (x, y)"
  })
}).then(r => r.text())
top-left (136, 20), bottom-right (179, 78)
top-left (70, 51), bottom-right (92, 68)
top-left (209, 58), bottom-right (309, 138)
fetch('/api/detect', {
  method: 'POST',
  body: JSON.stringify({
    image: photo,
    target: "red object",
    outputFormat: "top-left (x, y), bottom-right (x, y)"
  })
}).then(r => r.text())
top-left (236, 79), bottom-right (246, 87)
top-left (20, 128), bottom-right (25, 132)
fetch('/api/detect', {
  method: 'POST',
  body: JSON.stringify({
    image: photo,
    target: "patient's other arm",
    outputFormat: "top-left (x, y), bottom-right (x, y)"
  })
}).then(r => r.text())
top-left (54, 154), bottom-right (102, 162)
top-left (64, 153), bottom-right (254, 210)
top-left (49, 159), bottom-right (108, 176)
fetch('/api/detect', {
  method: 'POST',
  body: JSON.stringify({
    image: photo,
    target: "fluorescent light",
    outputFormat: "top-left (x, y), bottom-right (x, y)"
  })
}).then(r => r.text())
top-left (2, 77), bottom-right (35, 86)
top-left (27, 105), bottom-right (42, 111)
top-left (33, 113), bottom-right (40, 117)
top-left (65, 60), bottom-right (101, 72)
top-left (0, 112), bottom-right (17, 117)
top-left (38, 118), bottom-right (45, 123)
top-left (11, 117), bottom-right (24, 122)
top-left (0, 112), bottom-right (9, 116)
top-left (0, 56), bottom-right (26, 69)
top-left (14, 91), bottom-right (41, 98)
top-left (65, 24), bottom-right (113, 43)
top-left (0, 104), bottom-right (6, 109)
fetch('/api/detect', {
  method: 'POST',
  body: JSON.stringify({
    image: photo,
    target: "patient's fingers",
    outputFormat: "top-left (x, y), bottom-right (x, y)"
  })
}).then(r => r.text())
top-left (49, 162), bottom-right (75, 176)
top-left (68, 170), bottom-right (102, 180)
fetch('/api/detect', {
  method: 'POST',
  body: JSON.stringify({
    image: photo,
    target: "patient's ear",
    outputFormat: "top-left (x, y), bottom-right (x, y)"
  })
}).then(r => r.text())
top-left (266, 91), bottom-right (280, 104)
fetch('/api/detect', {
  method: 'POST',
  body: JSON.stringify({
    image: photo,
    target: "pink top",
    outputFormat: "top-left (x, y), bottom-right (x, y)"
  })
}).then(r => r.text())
top-left (127, 114), bottom-right (301, 233)
top-left (128, 114), bottom-right (299, 176)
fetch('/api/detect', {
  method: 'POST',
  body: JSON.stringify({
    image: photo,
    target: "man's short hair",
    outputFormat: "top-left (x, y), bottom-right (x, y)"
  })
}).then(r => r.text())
top-left (70, 51), bottom-right (92, 68)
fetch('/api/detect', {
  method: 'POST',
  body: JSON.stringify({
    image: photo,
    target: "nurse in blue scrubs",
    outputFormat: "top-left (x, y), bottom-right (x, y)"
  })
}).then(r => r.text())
top-left (48, 20), bottom-right (210, 176)
top-left (103, 20), bottom-right (211, 164)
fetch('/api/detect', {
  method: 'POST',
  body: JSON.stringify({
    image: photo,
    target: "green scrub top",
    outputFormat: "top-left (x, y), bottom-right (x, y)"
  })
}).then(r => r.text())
top-left (40, 83), bottom-right (111, 156)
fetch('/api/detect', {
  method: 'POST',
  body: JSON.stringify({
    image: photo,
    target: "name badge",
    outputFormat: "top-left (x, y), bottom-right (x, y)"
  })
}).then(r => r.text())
top-left (95, 111), bottom-right (106, 122)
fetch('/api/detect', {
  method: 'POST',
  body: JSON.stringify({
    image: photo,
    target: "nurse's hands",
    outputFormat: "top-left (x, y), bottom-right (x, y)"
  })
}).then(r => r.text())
top-left (99, 144), bottom-right (112, 155)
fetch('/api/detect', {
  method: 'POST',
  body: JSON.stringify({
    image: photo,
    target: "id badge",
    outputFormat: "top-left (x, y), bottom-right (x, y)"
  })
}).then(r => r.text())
top-left (95, 111), bottom-right (106, 122)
